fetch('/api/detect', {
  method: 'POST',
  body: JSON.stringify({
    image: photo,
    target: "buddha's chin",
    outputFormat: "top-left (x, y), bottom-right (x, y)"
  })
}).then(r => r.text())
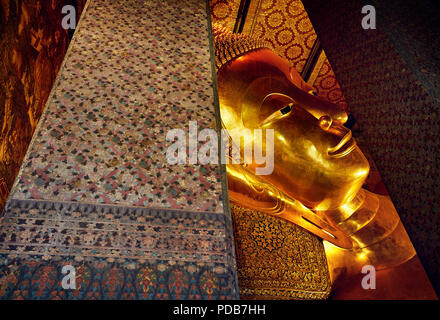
top-left (294, 172), bottom-right (368, 211)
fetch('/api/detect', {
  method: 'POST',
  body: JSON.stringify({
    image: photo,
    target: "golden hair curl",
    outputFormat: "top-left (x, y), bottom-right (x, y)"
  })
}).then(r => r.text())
top-left (212, 24), bottom-right (270, 71)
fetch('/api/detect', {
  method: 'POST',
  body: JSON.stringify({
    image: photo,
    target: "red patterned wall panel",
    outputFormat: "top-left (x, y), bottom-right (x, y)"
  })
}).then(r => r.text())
top-left (312, 52), bottom-right (348, 111)
top-left (243, 0), bottom-right (316, 74)
top-left (210, 0), bottom-right (241, 31)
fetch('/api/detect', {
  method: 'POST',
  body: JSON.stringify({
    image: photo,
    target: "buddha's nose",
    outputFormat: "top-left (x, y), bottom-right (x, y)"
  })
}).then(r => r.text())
top-left (319, 108), bottom-right (348, 131)
top-left (319, 115), bottom-right (333, 131)
top-left (333, 110), bottom-right (348, 125)
top-left (319, 114), bottom-right (351, 139)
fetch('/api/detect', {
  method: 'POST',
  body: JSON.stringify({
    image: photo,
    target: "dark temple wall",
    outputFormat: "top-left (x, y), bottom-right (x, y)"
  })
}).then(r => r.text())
top-left (0, 0), bottom-right (86, 210)
top-left (302, 0), bottom-right (440, 293)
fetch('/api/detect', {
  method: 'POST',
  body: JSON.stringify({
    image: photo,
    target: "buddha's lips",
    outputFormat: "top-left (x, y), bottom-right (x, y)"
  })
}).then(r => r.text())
top-left (328, 131), bottom-right (356, 158)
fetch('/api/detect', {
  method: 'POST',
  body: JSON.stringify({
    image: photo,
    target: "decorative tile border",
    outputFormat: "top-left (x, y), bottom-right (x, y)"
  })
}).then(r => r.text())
top-left (0, 199), bottom-right (234, 264)
top-left (0, 199), bottom-right (238, 300)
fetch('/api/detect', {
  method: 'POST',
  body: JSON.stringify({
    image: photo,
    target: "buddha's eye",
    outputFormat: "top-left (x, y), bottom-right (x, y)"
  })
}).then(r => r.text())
top-left (259, 93), bottom-right (295, 124)
top-left (280, 104), bottom-right (292, 115)
top-left (262, 103), bottom-right (294, 125)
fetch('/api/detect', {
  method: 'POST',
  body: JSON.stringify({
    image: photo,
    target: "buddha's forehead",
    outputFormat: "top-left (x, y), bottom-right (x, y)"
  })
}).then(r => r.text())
top-left (224, 50), bottom-right (346, 126)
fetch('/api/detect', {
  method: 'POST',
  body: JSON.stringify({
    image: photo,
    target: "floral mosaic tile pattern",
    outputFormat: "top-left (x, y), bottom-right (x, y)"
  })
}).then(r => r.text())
top-left (11, 0), bottom-right (223, 213)
top-left (0, 0), bottom-right (239, 299)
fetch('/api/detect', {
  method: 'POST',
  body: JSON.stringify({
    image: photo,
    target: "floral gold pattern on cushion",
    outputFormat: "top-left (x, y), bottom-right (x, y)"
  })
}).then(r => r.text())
top-left (230, 203), bottom-right (331, 300)
top-left (250, 220), bottom-right (285, 253)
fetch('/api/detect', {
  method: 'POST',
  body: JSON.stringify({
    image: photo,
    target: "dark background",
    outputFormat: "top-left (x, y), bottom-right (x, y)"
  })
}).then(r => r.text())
top-left (302, 0), bottom-right (440, 295)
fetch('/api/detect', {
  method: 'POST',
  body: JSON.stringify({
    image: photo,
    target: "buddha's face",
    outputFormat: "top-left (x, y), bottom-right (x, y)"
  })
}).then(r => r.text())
top-left (217, 48), bottom-right (370, 210)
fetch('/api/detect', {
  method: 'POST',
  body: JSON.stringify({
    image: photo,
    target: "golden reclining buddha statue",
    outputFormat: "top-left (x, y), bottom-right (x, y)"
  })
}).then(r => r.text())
top-left (212, 24), bottom-right (416, 281)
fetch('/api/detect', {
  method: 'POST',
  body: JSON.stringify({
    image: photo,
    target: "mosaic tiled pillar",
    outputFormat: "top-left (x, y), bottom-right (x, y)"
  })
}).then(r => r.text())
top-left (0, 0), bottom-right (239, 299)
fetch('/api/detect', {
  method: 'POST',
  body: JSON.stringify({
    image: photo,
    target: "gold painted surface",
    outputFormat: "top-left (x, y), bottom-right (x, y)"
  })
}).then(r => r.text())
top-left (231, 203), bottom-right (331, 300)
top-left (213, 26), bottom-right (417, 290)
